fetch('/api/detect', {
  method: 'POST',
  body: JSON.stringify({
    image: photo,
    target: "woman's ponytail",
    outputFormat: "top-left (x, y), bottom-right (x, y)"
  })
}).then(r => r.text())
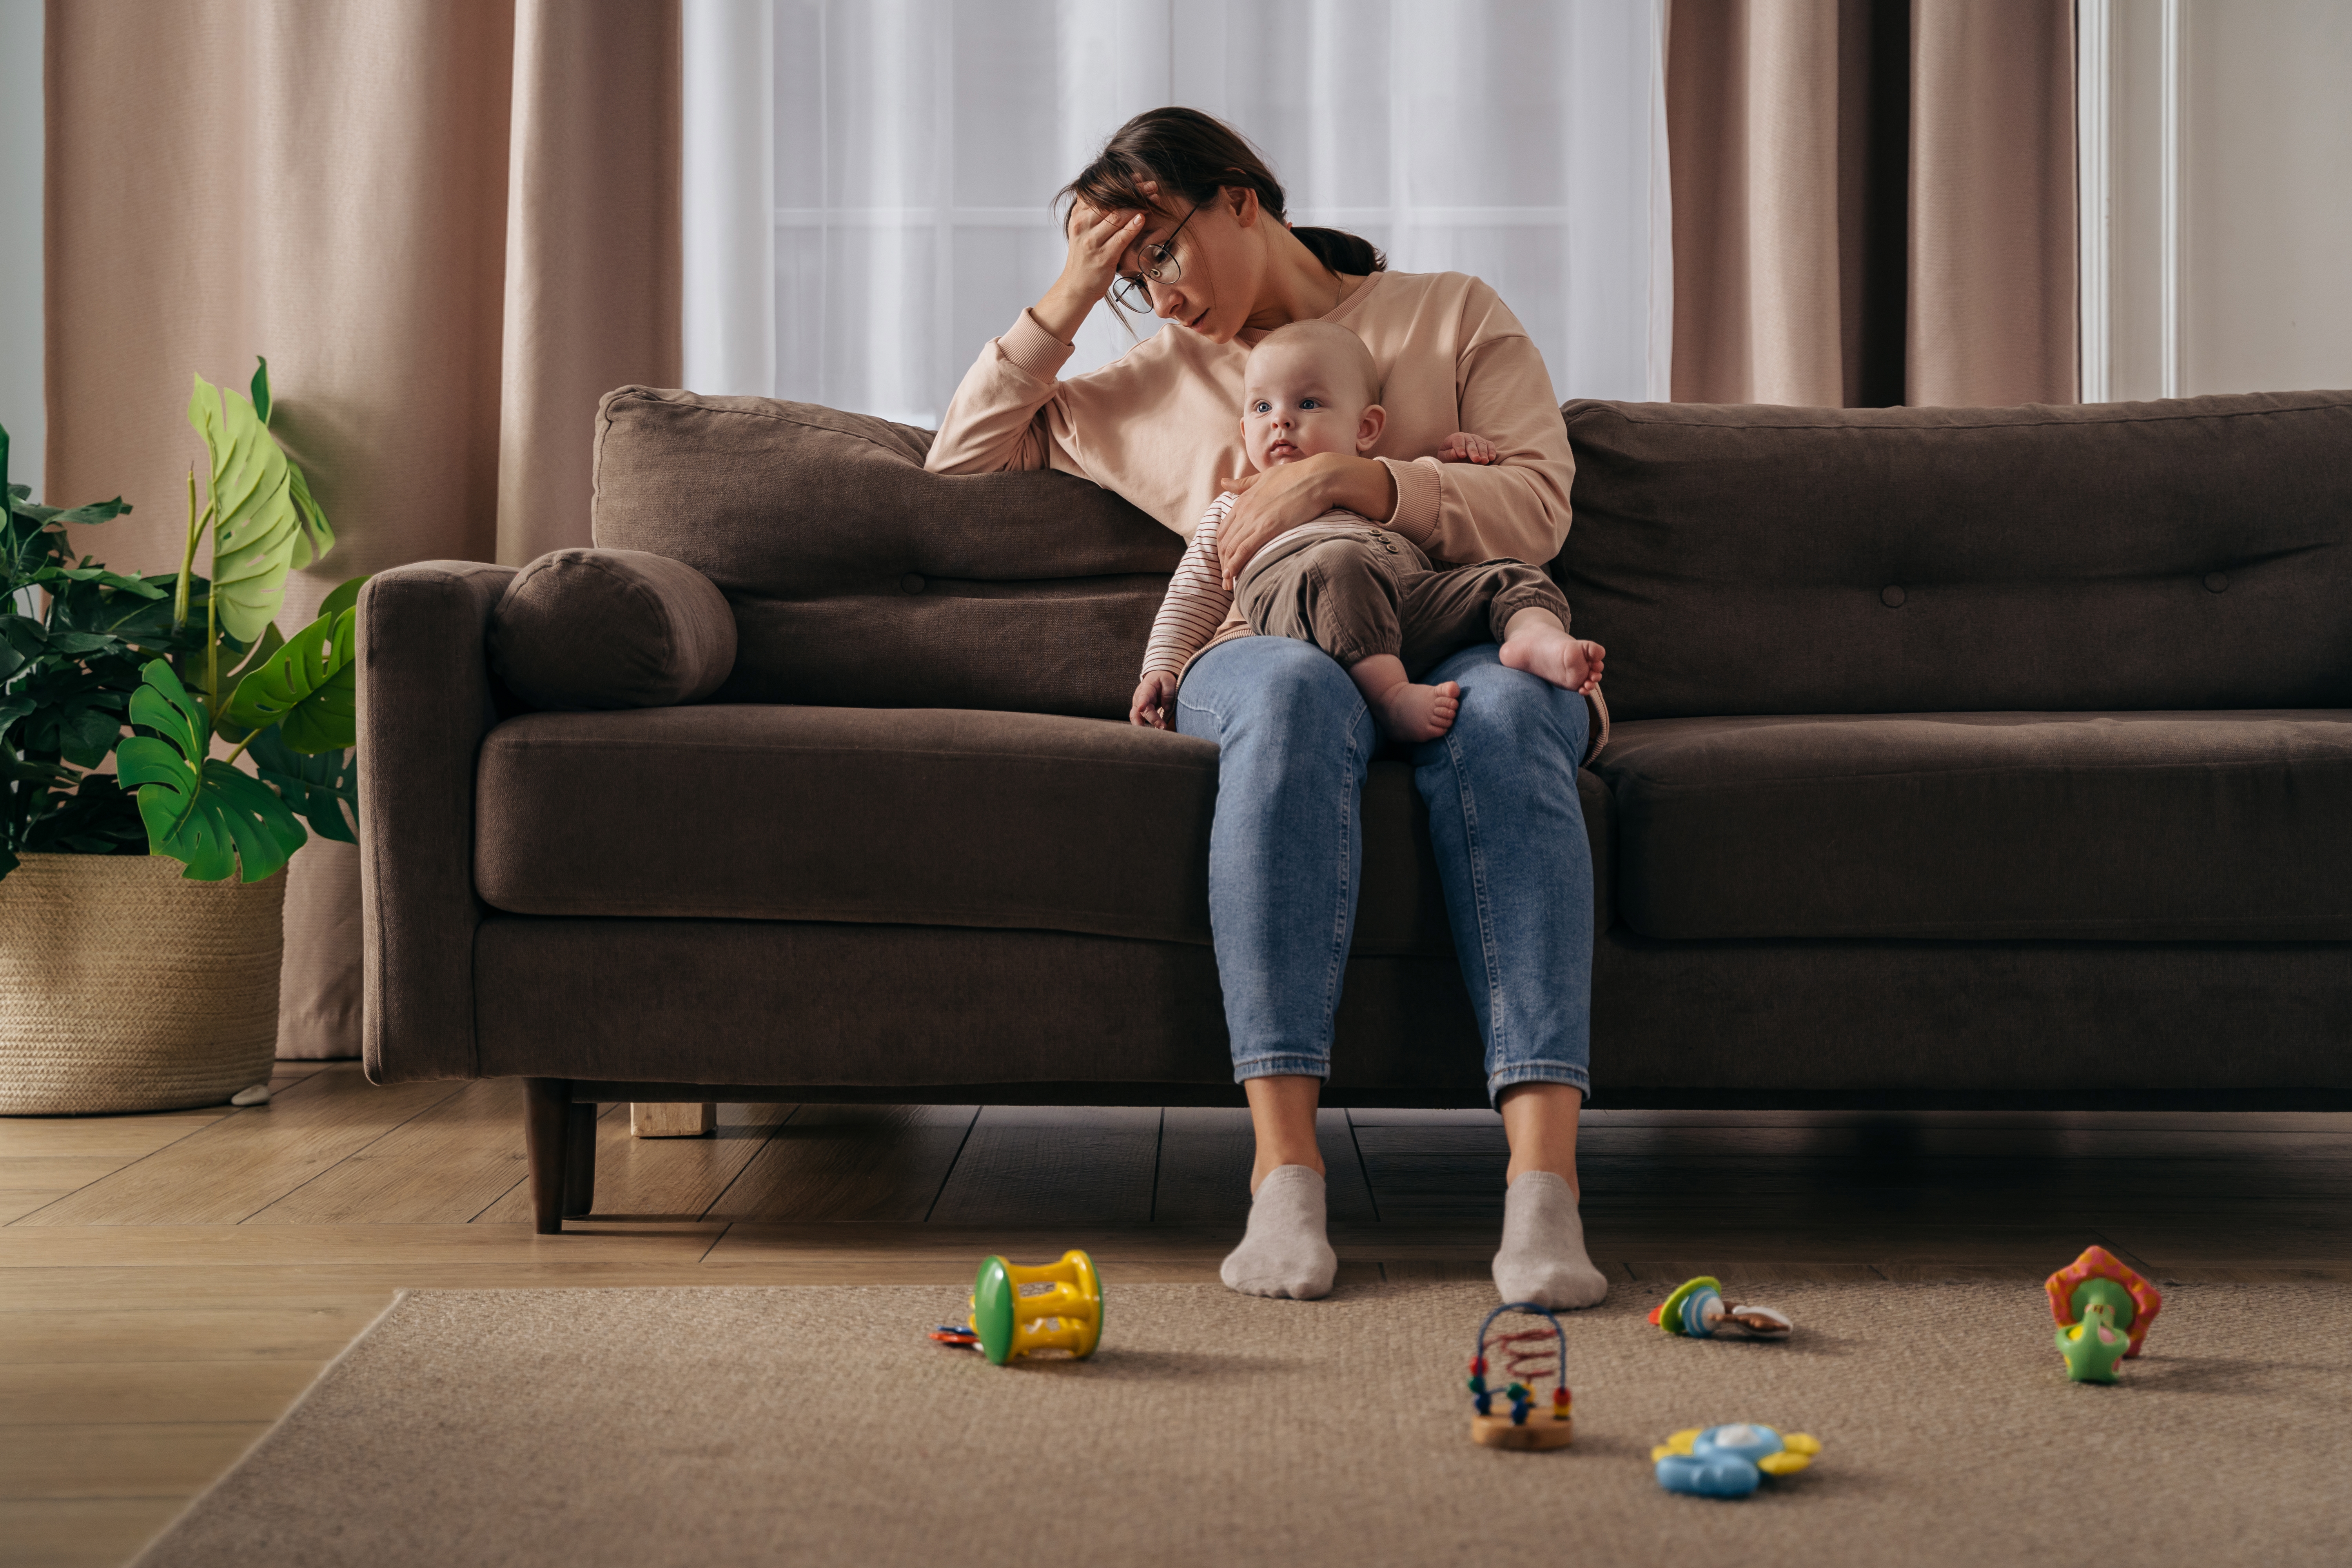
top-left (1289, 225), bottom-right (1387, 276)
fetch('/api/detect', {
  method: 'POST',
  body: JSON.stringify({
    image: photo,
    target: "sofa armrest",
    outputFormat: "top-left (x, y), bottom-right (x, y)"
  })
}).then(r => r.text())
top-left (359, 562), bottom-right (517, 1083)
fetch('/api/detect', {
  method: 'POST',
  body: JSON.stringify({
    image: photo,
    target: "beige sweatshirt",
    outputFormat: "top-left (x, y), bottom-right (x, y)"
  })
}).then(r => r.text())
top-left (926, 271), bottom-right (1577, 642)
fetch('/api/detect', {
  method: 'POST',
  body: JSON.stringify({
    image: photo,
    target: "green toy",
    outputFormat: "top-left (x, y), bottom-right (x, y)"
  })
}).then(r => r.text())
top-left (2046, 1245), bottom-right (2163, 1384)
top-left (966, 1250), bottom-right (1102, 1365)
top-left (1648, 1276), bottom-right (1793, 1339)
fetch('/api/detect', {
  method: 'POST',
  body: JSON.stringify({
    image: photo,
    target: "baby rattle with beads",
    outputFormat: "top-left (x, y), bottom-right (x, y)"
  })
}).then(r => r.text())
top-left (1465, 1302), bottom-right (1575, 1450)
top-left (930, 1250), bottom-right (1104, 1365)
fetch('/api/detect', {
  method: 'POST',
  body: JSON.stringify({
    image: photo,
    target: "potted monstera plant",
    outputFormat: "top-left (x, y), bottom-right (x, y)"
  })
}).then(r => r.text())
top-left (0, 360), bottom-right (366, 1116)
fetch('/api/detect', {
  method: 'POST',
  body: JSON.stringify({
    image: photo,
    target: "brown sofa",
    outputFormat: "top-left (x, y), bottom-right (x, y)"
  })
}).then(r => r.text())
top-left (359, 388), bottom-right (2352, 1233)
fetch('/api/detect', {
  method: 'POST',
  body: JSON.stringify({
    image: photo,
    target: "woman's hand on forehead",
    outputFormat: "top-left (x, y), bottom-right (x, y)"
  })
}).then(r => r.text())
top-left (1073, 179), bottom-right (1163, 250)
top-left (1047, 183), bottom-right (1152, 339)
top-left (1118, 183), bottom-right (1174, 272)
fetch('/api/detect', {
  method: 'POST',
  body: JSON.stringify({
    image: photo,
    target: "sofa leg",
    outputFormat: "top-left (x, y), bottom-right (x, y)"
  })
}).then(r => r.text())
top-left (563, 1102), bottom-right (599, 1217)
top-left (524, 1078), bottom-right (571, 1235)
top-left (630, 1102), bottom-right (717, 1137)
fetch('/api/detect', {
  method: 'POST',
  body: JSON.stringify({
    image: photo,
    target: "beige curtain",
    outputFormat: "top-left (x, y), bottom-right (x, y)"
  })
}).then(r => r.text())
top-left (45, 0), bottom-right (681, 1058)
top-left (500, 3), bottom-right (683, 564)
top-left (1669, 0), bottom-right (2076, 408)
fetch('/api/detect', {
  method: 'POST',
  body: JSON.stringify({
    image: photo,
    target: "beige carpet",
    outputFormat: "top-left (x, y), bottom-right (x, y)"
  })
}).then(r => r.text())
top-left (134, 1279), bottom-right (2350, 1567)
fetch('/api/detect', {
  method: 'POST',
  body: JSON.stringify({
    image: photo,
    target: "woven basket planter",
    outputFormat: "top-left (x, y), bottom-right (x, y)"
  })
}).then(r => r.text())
top-left (0, 853), bottom-right (285, 1115)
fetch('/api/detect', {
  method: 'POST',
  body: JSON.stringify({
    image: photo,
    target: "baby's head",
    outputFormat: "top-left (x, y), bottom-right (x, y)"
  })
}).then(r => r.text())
top-left (1241, 321), bottom-right (1385, 472)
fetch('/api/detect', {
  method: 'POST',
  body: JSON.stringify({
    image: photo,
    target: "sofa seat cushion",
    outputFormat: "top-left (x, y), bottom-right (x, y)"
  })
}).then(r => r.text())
top-left (1594, 710), bottom-right (2352, 940)
top-left (474, 706), bottom-right (1618, 951)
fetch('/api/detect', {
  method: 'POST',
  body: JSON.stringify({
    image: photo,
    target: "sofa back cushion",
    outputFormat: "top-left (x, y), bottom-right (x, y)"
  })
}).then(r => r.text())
top-left (591, 387), bottom-right (1181, 719)
top-left (1557, 392), bottom-right (2352, 719)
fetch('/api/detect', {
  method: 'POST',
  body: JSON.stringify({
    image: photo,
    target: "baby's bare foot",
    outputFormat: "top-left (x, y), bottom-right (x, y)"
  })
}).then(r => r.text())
top-left (1370, 679), bottom-right (1460, 742)
top-left (1500, 623), bottom-right (1602, 693)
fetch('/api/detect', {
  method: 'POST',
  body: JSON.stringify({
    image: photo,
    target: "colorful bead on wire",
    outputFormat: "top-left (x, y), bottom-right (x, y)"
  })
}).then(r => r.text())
top-left (1466, 1301), bottom-right (1575, 1450)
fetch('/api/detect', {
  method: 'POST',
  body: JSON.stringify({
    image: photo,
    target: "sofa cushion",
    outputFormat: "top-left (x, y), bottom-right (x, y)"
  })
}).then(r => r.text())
top-left (473, 921), bottom-right (1494, 1098)
top-left (1558, 392), bottom-right (2352, 720)
top-left (467, 915), bottom-right (2352, 1098)
top-left (1593, 710), bottom-right (2352, 940)
top-left (488, 548), bottom-right (736, 710)
top-left (591, 389), bottom-right (1181, 720)
top-left (473, 706), bottom-right (1615, 952)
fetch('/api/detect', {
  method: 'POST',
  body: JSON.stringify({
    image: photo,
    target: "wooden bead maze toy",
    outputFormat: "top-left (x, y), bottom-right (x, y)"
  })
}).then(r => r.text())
top-left (1466, 1302), bottom-right (1575, 1450)
top-left (968, 1250), bottom-right (1103, 1365)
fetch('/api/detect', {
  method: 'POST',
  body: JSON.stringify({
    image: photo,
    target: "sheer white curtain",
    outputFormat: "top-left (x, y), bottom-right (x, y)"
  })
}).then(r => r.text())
top-left (685, 0), bottom-right (1671, 425)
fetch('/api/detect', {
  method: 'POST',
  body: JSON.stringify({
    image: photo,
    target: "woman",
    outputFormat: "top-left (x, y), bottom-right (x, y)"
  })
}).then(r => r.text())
top-left (928, 108), bottom-right (1603, 1310)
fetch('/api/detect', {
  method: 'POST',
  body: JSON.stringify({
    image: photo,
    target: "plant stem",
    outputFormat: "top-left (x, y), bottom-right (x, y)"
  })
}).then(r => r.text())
top-left (221, 728), bottom-right (258, 769)
top-left (173, 465), bottom-right (208, 630)
top-left (205, 570), bottom-right (219, 727)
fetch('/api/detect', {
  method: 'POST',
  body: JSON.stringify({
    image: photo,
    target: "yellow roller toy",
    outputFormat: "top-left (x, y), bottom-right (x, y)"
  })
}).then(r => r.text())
top-left (967, 1250), bottom-right (1103, 1365)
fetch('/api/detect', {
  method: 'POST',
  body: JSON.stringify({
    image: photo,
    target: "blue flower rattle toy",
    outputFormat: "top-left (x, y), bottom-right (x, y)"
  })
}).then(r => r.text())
top-left (1652, 1423), bottom-right (1822, 1498)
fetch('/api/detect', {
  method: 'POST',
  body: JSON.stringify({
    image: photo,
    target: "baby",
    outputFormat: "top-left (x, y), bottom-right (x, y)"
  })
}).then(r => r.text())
top-left (1129, 319), bottom-right (1604, 741)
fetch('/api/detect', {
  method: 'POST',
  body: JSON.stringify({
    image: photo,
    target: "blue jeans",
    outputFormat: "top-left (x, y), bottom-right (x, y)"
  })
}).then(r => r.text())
top-left (1175, 635), bottom-right (1594, 1103)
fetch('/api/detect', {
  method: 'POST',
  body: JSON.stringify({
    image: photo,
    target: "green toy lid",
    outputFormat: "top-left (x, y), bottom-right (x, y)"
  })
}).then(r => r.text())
top-left (1657, 1276), bottom-right (1720, 1336)
top-left (970, 1255), bottom-right (1018, 1366)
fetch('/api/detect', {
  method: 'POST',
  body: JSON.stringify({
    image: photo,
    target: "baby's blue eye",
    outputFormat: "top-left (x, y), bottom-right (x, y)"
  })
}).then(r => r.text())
top-left (1252, 401), bottom-right (1270, 414)
top-left (1300, 398), bottom-right (1320, 409)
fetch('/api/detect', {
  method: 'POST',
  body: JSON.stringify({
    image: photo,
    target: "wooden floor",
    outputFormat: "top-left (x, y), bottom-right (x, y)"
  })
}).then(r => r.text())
top-left (5, 1062), bottom-right (2348, 1567)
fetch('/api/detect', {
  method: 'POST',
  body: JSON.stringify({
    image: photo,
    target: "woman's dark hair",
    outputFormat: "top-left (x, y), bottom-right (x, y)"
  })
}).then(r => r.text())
top-left (1058, 106), bottom-right (1387, 281)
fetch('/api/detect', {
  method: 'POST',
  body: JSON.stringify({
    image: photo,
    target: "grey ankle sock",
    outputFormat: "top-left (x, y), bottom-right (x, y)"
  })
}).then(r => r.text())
top-left (1492, 1170), bottom-right (1608, 1309)
top-left (1221, 1165), bottom-right (1338, 1300)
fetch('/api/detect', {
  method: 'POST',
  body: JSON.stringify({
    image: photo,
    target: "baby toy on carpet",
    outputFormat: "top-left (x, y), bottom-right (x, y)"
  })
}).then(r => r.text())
top-left (2047, 1245), bottom-right (2162, 1383)
top-left (1465, 1301), bottom-right (1576, 1450)
top-left (929, 1250), bottom-right (1103, 1365)
top-left (1652, 1423), bottom-right (1822, 1497)
top-left (1648, 1276), bottom-right (1793, 1341)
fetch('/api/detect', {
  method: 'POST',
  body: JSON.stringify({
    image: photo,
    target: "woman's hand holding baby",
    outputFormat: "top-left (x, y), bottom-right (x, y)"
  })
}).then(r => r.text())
top-left (1213, 452), bottom-right (1398, 587)
top-left (1130, 669), bottom-right (1181, 729)
top-left (1216, 427), bottom-right (1495, 588)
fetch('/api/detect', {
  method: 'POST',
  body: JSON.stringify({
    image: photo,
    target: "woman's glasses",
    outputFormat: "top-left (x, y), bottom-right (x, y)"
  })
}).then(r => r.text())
top-left (1107, 204), bottom-right (1199, 312)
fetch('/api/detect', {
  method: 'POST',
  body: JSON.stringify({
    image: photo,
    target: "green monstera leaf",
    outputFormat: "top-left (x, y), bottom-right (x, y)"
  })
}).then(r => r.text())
top-left (247, 726), bottom-right (356, 844)
top-left (189, 374), bottom-right (307, 644)
top-left (249, 359), bottom-right (333, 564)
top-left (29, 562), bottom-right (165, 599)
top-left (314, 573), bottom-right (365, 621)
top-left (8, 492), bottom-right (132, 529)
top-left (286, 457), bottom-right (332, 565)
top-left (7, 420), bottom-right (134, 534)
top-left (221, 575), bottom-right (368, 753)
top-left (119, 660), bottom-right (305, 882)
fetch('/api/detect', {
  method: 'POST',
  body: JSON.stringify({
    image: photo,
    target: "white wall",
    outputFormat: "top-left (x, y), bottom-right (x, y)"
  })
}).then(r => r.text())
top-left (2092, 0), bottom-right (2352, 399)
top-left (0, 0), bottom-right (40, 497)
top-left (2181, 0), bottom-right (2352, 392)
